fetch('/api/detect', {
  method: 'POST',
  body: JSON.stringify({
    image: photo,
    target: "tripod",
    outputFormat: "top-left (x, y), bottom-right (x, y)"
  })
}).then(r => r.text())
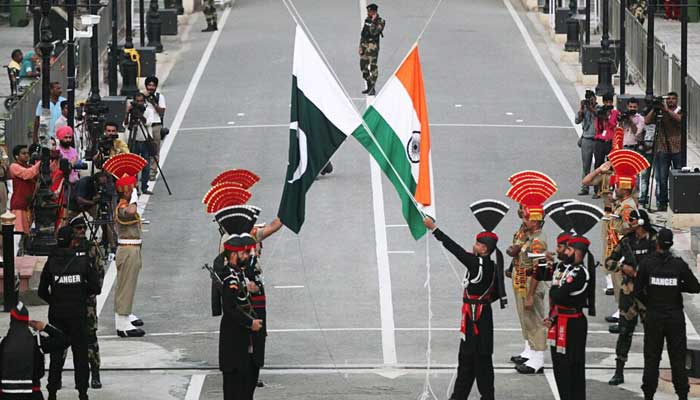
top-left (642, 105), bottom-right (672, 212)
top-left (81, 200), bottom-right (117, 259)
top-left (126, 116), bottom-right (172, 195)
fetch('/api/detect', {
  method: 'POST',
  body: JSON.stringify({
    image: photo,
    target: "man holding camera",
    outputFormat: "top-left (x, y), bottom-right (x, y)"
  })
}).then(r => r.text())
top-left (94, 122), bottom-right (130, 170)
top-left (124, 94), bottom-right (156, 195)
top-left (644, 92), bottom-right (682, 212)
top-left (576, 90), bottom-right (597, 196)
top-left (359, 3), bottom-right (385, 96)
top-left (9, 144), bottom-right (41, 253)
top-left (144, 76), bottom-right (166, 181)
top-left (592, 94), bottom-right (620, 198)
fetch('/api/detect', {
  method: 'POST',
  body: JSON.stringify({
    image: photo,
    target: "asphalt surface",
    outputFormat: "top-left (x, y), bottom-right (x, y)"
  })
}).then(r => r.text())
top-left (69, 0), bottom-right (700, 399)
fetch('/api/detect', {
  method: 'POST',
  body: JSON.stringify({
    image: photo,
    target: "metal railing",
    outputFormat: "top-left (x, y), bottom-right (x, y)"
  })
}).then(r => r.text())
top-left (4, 50), bottom-right (68, 152)
top-left (609, 0), bottom-right (700, 158)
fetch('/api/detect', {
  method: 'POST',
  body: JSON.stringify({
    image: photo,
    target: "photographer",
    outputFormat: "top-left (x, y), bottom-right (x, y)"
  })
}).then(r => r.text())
top-left (123, 93), bottom-right (156, 195)
top-left (93, 122), bottom-right (129, 169)
top-left (66, 172), bottom-right (116, 253)
top-left (644, 92), bottom-right (682, 212)
top-left (592, 94), bottom-right (620, 198)
top-left (55, 126), bottom-right (82, 185)
top-left (9, 145), bottom-right (41, 253)
top-left (620, 98), bottom-right (646, 150)
top-left (575, 90), bottom-right (597, 196)
top-left (144, 76), bottom-right (166, 181)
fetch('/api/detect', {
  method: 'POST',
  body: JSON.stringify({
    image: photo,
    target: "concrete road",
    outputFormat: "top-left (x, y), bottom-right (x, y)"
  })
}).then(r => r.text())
top-left (47, 0), bottom-right (700, 399)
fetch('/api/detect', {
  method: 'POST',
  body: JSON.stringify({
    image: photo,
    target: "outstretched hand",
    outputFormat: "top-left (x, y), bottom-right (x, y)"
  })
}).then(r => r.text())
top-left (423, 217), bottom-right (436, 231)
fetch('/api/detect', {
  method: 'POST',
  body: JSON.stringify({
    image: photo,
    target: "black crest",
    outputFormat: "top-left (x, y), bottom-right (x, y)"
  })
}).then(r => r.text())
top-left (544, 199), bottom-right (575, 232)
top-left (469, 199), bottom-right (509, 232)
top-left (563, 202), bottom-right (603, 236)
top-left (215, 205), bottom-right (261, 235)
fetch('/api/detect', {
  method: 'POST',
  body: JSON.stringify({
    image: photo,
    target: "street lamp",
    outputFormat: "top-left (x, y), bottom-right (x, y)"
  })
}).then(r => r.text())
top-left (564, 0), bottom-right (580, 52)
top-left (66, 0), bottom-right (76, 128)
top-left (37, 0), bottom-right (53, 146)
top-left (84, 0), bottom-right (107, 162)
top-left (147, 0), bottom-right (163, 53)
top-left (120, 0), bottom-right (140, 97)
top-left (109, 0), bottom-right (119, 96)
top-left (596, 0), bottom-right (614, 96)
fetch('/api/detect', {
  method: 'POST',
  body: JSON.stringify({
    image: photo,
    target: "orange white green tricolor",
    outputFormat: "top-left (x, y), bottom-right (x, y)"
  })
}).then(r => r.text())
top-left (354, 45), bottom-right (435, 240)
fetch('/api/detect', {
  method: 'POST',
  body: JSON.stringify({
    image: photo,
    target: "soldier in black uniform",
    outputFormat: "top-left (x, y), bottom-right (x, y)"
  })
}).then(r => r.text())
top-left (0, 302), bottom-right (69, 400)
top-left (217, 234), bottom-right (264, 400)
top-left (423, 199), bottom-right (508, 400)
top-left (38, 226), bottom-right (101, 400)
top-left (636, 228), bottom-right (700, 400)
top-left (605, 209), bottom-right (657, 386)
top-left (545, 201), bottom-right (601, 400)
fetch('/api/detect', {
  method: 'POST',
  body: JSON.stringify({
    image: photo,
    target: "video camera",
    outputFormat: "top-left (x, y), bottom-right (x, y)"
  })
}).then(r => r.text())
top-left (650, 95), bottom-right (669, 110)
top-left (596, 104), bottom-right (614, 118)
top-left (617, 109), bottom-right (637, 123)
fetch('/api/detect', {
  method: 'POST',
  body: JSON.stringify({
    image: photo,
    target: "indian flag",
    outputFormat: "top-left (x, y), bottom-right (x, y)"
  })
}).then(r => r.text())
top-left (278, 26), bottom-right (366, 233)
top-left (355, 45), bottom-right (435, 240)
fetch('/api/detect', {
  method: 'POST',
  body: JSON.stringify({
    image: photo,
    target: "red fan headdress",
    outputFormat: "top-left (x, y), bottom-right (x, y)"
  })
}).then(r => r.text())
top-left (608, 149), bottom-right (650, 190)
top-left (102, 153), bottom-right (148, 192)
top-left (210, 169), bottom-right (260, 189)
top-left (202, 182), bottom-right (244, 205)
top-left (506, 170), bottom-right (558, 221)
top-left (612, 126), bottom-right (624, 151)
top-left (205, 186), bottom-right (252, 214)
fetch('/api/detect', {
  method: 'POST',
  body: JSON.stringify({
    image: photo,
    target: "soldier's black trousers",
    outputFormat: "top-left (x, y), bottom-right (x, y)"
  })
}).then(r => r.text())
top-left (450, 347), bottom-right (494, 400)
top-left (615, 314), bottom-right (638, 362)
top-left (47, 313), bottom-right (89, 394)
top-left (642, 313), bottom-right (689, 397)
top-left (551, 316), bottom-right (587, 400)
top-left (223, 371), bottom-right (253, 400)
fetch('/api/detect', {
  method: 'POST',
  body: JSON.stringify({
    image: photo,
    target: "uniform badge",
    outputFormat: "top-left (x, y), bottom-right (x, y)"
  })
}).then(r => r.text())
top-left (566, 276), bottom-right (574, 284)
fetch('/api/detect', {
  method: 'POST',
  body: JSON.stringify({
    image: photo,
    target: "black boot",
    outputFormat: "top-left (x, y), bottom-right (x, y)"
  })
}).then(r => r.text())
top-left (212, 21), bottom-right (218, 31)
top-left (202, 23), bottom-right (215, 32)
top-left (79, 392), bottom-right (89, 400)
top-left (367, 85), bottom-right (376, 96)
top-left (91, 365), bottom-right (102, 389)
top-left (47, 392), bottom-right (57, 400)
top-left (608, 359), bottom-right (625, 385)
top-left (362, 82), bottom-right (371, 94)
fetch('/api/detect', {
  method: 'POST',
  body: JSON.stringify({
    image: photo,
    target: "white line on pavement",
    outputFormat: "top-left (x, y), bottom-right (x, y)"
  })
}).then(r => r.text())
top-left (387, 251), bottom-right (415, 254)
top-left (367, 94), bottom-right (398, 366)
top-left (96, 6), bottom-right (233, 319)
top-left (184, 374), bottom-right (206, 400)
top-left (178, 124), bottom-right (288, 131)
top-left (686, 313), bottom-right (700, 340)
top-left (502, 0), bottom-right (581, 137)
top-left (544, 369), bottom-right (562, 400)
top-left (386, 224), bottom-right (408, 228)
top-left (273, 285), bottom-right (305, 289)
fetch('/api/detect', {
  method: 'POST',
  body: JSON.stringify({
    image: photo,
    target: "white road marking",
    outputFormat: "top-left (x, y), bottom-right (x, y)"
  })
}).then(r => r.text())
top-left (366, 92), bottom-right (398, 366)
top-left (502, 0), bottom-right (581, 137)
top-left (96, 6), bottom-right (233, 319)
top-left (431, 123), bottom-right (573, 129)
top-left (184, 374), bottom-right (206, 400)
top-left (177, 122), bottom-right (574, 132)
top-left (506, 112), bottom-right (514, 116)
top-left (387, 250), bottom-right (415, 254)
top-left (273, 285), bottom-right (305, 289)
top-left (686, 313), bottom-right (700, 340)
top-left (544, 369), bottom-right (562, 400)
top-left (386, 224), bottom-right (409, 228)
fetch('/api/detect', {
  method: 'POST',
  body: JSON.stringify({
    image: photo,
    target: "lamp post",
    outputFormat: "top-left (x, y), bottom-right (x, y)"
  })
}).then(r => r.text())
top-left (109, 0), bottom-right (119, 96)
top-left (120, 0), bottom-right (140, 97)
top-left (66, 0), bottom-right (76, 128)
top-left (645, 1), bottom-right (655, 97)
top-left (585, 0), bottom-right (591, 44)
top-left (619, 0), bottom-right (626, 94)
top-left (680, 0), bottom-right (688, 166)
top-left (147, 0), bottom-right (163, 53)
top-left (596, 0), bottom-right (614, 96)
top-left (139, 0), bottom-right (145, 47)
top-left (564, 0), bottom-right (580, 52)
top-left (2, 212), bottom-right (17, 312)
top-left (37, 0), bottom-right (53, 146)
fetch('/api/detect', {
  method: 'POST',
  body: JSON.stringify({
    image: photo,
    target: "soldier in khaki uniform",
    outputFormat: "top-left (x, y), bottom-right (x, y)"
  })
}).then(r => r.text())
top-left (359, 3), bottom-right (385, 96)
top-left (202, 0), bottom-right (218, 32)
top-left (507, 208), bottom-right (533, 364)
top-left (505, 171), bottom-right (558, 374)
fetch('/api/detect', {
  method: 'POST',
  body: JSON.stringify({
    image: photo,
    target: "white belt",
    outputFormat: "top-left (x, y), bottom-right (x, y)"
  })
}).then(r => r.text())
top-left (118, 239), bottom-right (142, 245)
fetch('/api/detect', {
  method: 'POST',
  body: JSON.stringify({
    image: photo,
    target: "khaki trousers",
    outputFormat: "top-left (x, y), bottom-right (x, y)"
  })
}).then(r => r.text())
top-left (514, 279), bottom-right (547, 351)
top-left (115, 245), bottom-right (142, 315)
top-left (612, 270), bottom-right (623, 304)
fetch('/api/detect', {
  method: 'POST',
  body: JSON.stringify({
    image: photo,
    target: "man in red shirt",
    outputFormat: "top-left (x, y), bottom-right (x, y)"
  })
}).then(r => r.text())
top-left (592, 94), bottom-right (619, 198)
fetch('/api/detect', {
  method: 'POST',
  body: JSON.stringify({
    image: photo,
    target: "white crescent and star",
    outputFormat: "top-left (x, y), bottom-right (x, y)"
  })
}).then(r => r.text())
top-left (288, 121), bottom-right (308, 184)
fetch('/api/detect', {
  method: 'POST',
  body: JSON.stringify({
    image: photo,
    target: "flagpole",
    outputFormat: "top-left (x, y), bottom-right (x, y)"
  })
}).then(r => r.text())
top-left (281, 0), bottom-right (430, 218)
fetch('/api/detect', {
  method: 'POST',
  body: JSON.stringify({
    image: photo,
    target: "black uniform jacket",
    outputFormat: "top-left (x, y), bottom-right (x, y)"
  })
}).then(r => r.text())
top-left (636, 251), bottom-right (700, 319)
top-left (549, 264), bottom-right (589, 361)
top-left (433, 228), bottom-right (496, 355)
top-left (0, 322), bottom-right (68, 396)
top-left (218, 267), bottom-right (256, 373)
top-left (38, 247), bottom-right (101, 317)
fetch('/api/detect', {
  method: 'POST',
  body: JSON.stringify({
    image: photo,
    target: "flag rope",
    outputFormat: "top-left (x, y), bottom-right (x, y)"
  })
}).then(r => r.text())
top-left (418, 236), bottom-right (439, 400)
top-left (280, 0), bottom-right (429, 219)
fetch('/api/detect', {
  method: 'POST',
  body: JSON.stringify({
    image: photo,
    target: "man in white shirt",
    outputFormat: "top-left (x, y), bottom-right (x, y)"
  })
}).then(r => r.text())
top-left (621, 98), bottom-right (646, 149)
top-left (123, 93), bottom-right (157, 195)
top-left (144, 76), bottom-right (166, 180)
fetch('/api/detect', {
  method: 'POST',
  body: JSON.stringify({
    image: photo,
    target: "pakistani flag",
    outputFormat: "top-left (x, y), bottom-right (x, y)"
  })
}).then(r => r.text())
top-left (278, 26), bottom-right (366, 233)
top-left (354, 45), bottom-right (435, 240)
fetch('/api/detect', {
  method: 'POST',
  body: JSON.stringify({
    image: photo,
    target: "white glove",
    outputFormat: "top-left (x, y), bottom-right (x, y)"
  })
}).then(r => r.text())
top-left (130, 188), bottom-right (139, 205)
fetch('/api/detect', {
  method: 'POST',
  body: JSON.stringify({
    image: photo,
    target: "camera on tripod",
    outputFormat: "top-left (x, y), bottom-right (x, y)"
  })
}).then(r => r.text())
top-left (596, 104), bottom-right (614, 118)
top-left (650, 95), bottom-right (669, 111)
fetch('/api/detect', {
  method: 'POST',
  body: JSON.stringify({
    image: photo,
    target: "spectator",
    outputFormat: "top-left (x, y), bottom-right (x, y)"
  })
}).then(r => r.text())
top-left (644, 92), bottom-right (682, 212)
top-left (33, 82), bottom-right (66, 143)
top-left (124, 93), bottom-right (156, 195)
top-left (94, 122), bottom-right (129, 170)
top-left (576, 90), bottom-right (597, 195)
top-left (620, 98), bottom-right (650, 206)
top-left (66, 172), bottom-right (116, 250)
top-left (9, 145), bottom-right (41, 254)
top-left (54, 100), bottom-right (69, 131)
top-left (592, 93), bottom-right (619, 198)
top-left (56, 126), bottom-right (81, 184)
top-left (664, 0), bottom-right (680, 19)
top-left (144, 76), bottom-right (166, 180)
top-left (19, 50), bottom-right (40, 88)
top-left (8, 49), bottom-right (22, 73)
top-left (0, 154), bottom-right (8, 216)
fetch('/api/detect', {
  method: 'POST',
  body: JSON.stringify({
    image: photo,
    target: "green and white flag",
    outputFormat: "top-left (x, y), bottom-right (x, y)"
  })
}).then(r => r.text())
top-left (278, 26), bottom-right (366, 233)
